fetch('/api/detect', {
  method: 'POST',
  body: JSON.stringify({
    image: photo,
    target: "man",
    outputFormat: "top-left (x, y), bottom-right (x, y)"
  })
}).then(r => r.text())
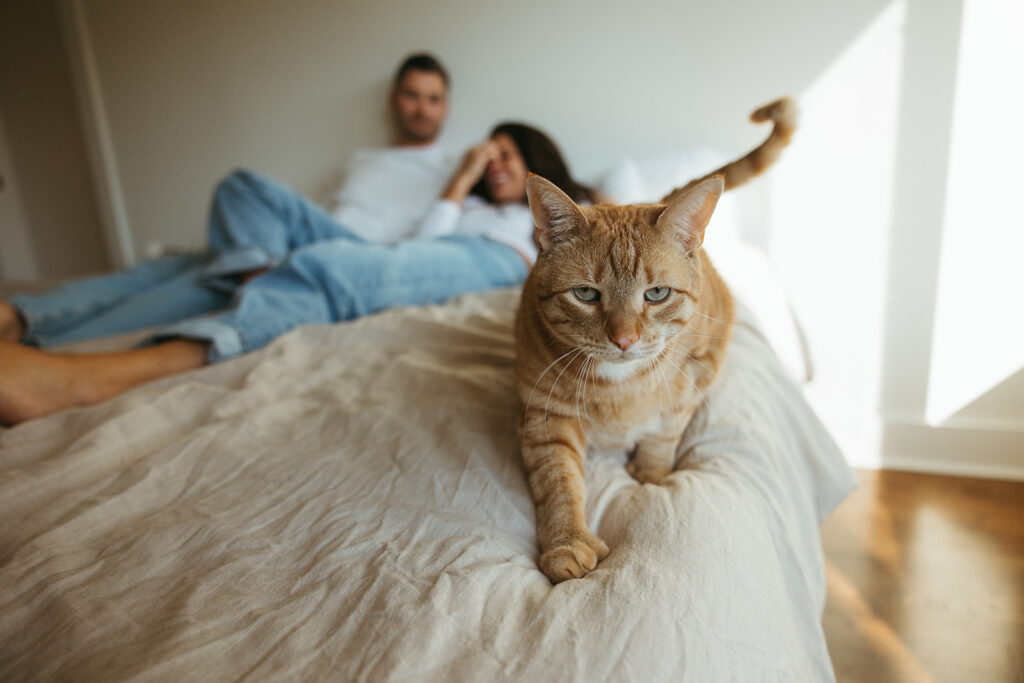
top-left (390, 54), bottom-right (450, 146)
top-left (330, 53), bottom-right (458, 243)
top-left (0, 53), bottom-right (527, 425)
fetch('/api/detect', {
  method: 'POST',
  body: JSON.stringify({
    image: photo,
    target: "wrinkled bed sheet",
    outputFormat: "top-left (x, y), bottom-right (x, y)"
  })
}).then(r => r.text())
top-left (0, 288), bottom-right (855, 682)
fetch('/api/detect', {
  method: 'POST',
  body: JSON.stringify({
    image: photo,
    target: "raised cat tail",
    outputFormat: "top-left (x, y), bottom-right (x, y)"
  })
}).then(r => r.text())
top-left (660, 96), bottom-right (797, 203)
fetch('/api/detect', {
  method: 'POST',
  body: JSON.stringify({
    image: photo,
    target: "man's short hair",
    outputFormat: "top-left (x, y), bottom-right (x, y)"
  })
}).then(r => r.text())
top-left (393, 53), bottom-right (450, 90)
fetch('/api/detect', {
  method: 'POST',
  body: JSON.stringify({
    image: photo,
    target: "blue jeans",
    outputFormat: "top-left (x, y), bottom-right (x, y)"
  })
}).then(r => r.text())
top-left (10, 170), bottom-right (527, 361)
top-left (10, 253), bottom-right (232, 346)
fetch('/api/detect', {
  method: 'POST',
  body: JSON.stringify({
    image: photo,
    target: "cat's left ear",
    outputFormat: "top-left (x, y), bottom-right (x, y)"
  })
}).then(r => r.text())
top-left (526, 174), bottom-right (587, 254)
top-left (656, 175), bottom-right (724, 251)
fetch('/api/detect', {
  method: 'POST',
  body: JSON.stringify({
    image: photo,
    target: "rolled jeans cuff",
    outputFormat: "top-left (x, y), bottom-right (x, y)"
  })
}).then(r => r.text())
top-left (202, 246), bottom-right (280, 292)
top-left (6, 297), bottom-right (41, 346)
top-left (143, 317), bottom-right (244, 363)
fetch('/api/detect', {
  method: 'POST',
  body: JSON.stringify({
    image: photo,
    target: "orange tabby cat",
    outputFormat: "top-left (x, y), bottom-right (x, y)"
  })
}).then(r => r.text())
top-left (514, 97), bottom-right (796, 583)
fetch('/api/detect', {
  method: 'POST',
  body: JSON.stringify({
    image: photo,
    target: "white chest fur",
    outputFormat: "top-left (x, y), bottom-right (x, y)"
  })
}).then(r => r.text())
top-left (586, 355), bottom-right (702, 456)
top-left (593, 358), bottom-right (647, 382)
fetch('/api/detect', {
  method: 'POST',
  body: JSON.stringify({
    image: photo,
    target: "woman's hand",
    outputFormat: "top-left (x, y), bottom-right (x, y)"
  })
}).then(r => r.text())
top-left (442, 140), bottom-right (498, 204)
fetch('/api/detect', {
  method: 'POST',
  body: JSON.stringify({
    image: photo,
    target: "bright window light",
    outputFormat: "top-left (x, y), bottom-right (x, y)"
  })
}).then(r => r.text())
top-left (927, 0), bottom-right (1024, 424)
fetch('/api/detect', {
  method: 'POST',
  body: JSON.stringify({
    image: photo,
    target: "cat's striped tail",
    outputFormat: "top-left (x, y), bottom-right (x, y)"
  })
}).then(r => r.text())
top-left (660, 96), bottom-right (797, 203)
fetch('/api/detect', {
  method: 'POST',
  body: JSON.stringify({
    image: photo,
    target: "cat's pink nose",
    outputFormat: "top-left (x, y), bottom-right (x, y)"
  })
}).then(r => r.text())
top-left (611, 333), bottom-right (638, 351)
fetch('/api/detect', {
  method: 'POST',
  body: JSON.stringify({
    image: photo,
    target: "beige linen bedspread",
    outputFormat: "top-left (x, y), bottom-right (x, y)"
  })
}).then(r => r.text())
top-left (0, 289), bottom-right (854, 681)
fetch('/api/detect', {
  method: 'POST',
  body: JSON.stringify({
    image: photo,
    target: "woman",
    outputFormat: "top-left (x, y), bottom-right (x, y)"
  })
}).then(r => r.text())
top-left (0, 123), bottom-right (596, 424)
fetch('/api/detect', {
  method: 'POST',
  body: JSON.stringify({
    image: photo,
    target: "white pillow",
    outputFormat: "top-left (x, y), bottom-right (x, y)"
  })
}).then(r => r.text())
top-left (598, 149), bottom-right (742, 244)
top-left (705, 239), bottom-right (811, 385)
top-left (596, 157), bottom-right (648, 204)
top-left (598, 146), bottom-right (730, 202)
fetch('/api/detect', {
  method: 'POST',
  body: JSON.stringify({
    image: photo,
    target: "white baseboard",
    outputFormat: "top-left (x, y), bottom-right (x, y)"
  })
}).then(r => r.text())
top-left (868, 417), bottom-right (1024, 481)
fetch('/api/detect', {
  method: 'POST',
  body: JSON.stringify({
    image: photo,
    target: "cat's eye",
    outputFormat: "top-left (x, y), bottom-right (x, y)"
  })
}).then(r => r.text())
top-left (644, 286), bottom-right (671, 303)
top-left (572, 287), bottom-right (601, 303)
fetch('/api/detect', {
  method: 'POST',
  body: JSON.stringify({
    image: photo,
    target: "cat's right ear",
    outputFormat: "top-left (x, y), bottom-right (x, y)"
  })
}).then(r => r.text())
top-left (656, 175), bottom-right (724, 251)
top-left (526, 174), bottom-right (587, 254)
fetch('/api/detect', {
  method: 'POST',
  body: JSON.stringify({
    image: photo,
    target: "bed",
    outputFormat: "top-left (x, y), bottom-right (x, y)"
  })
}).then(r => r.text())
top-left (0, 154), bottom-right (856, 681)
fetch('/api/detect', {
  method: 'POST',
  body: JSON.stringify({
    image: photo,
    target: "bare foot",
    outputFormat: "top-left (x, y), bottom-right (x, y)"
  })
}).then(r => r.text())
top-left (0, 301), bottom-right (24, 342)
top-left (0, 342), bottom-right (81, 424)
top-left (0, 339), bottom-right (208, 425)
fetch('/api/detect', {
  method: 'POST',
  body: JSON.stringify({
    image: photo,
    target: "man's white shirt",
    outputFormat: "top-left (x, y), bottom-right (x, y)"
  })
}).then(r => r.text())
top-left (330, 144), bottom-right (458, 243)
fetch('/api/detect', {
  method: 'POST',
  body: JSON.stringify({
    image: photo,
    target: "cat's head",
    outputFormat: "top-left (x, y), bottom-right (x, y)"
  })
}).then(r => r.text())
top-left (525, 174), bottom-right (723, 365)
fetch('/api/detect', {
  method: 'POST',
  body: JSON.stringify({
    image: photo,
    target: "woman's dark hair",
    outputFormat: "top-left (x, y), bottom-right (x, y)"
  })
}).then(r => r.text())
top-left (470, 122), bottom-right (597, 205)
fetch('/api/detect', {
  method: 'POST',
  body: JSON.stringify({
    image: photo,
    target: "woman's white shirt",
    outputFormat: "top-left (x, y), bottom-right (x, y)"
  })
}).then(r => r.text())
top-left (415, 196), bottom-right (538, 264)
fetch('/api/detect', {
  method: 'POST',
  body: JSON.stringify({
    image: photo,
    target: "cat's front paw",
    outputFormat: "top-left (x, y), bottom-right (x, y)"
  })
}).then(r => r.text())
top-left (627, 460), bottom-right (672, 485)
top-left (539, 532), bottom-right (610, 583)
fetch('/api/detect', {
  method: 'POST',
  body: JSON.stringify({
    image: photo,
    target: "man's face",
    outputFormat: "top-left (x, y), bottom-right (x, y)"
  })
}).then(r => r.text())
top-left (391, 70), bottom-right (448, 145)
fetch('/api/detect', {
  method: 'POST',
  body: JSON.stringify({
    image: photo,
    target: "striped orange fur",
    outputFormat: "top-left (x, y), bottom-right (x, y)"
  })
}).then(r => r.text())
top-left (661, 96), bottom-right (797, 203)
top-left (514, 97), bottom-right (795, 583)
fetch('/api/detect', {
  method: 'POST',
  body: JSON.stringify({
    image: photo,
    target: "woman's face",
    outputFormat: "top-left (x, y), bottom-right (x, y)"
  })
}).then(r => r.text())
top-left (485, 133), bottom-right (529, 203)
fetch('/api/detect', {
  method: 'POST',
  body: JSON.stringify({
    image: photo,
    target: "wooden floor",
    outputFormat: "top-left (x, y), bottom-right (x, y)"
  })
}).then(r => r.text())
top-left (821, 469), bottom-right (1024, 683)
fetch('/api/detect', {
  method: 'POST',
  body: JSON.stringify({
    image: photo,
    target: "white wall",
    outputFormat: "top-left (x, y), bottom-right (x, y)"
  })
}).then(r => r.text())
top-left (878, 0), bottom-right (1023, 478)
top-left (61, 0), bottom-right (1022, 478)
top-left (927, 0), bottom-right (1024, 425)
top-left (74, 0), bottom-right (890, 256)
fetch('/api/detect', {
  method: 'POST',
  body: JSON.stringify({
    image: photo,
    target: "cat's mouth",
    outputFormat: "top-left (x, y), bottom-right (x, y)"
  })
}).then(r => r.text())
top-left (598, 343), bottom-right (660, 362)
top-left (568, 335), bottom-right (664, 362)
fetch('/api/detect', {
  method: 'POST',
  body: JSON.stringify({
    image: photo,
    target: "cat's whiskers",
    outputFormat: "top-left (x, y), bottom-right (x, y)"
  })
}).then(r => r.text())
top-left (580, 352), bottom-right (615, 443)
top-left (649, 354), bottom-right (676, 419)
top-left (571, 354), bottom-right (592, 437)
top-left (539, 336), bottom-right (592, 360)
top-left (676, 332), bottom-right (727, 341)
top-left (693, 311), bottom-right (733, 326)
top-left (524, 347), bottom-right (582, 422)
top-left (659, 351), bottom-right (713, 418)
top-left (543, 348), bottom-right (585, 444)
top-left (553, 333), bottom-right (598, 354)
top-left (560, 333), bottom-right (594, 346)
top-left (666, 346), bottom-right (716, 375)
top-left (647, 355), bottom-right (663, 416)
